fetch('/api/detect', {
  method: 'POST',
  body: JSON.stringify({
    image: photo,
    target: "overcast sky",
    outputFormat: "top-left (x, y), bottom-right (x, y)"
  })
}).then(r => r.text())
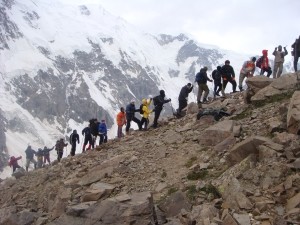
top-left (65, 0), bottom-right (299, 55)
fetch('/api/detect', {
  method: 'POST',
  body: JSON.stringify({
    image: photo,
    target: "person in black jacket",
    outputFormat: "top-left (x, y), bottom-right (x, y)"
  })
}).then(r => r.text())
top-left (221, 60), bottom-right (237, 94)
top-left (70, 130), bottom-right (80, 156)
top-left (212, 66), bottom-right (222, 97)
top-left (176, 83), bottom-right (193, 116)
top-left (25, 145), bottom-right (37, 172)
top-left (152, 90), bottom-right (171, 128)
top-left (82, 126), bottom-right (92, 152)
top-left (292, 37), bottom-right (300, 72)
top-left (43, 145), bottom-right (54, 165)
top-left (125, 99), bottom-right (142, 133)
top-left (89, 118), bottom-right (99, 148)
top-left (195, 67), bottom-right (212, 104)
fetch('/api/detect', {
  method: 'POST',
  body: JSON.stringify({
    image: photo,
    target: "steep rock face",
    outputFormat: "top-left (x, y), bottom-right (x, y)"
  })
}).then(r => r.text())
top-left (0, 0), bottom-right (23, 50)
top-left (0, 110), bottom-right (8, 172)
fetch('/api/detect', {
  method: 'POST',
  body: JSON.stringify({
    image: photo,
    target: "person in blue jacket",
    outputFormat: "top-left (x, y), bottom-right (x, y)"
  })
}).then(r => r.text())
top-left (98, 119), bottom-right (108, 145)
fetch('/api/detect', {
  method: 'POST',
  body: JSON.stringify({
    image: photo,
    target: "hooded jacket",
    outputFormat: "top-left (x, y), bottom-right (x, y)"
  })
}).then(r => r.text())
top-left (261, 50), bottom-right (270, 69)
top-left (116, 111), bottom-right (126, 126)
top-left (178, 85), bottom-right (193, 101)
top-left (9, 156), bottom-right (21, 167)
top-left (141, 98), bottom-right (152, 118)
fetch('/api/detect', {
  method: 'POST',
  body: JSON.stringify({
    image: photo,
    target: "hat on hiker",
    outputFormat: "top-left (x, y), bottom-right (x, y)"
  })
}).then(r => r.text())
top-left (251, 57), bottom-right (256, 62)
top-left (130, 99), bottom-right (135, 103)
top-left (225, 60), bottom-right (230, 64)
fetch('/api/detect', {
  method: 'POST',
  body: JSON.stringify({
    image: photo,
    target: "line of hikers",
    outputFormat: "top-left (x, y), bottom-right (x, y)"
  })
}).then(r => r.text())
top-left (8, 38), bottom-right (300, 174)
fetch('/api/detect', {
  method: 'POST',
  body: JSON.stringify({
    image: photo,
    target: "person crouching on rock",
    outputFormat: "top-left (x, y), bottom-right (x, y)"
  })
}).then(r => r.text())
top-left (8, 156), bottom-right (22, 173)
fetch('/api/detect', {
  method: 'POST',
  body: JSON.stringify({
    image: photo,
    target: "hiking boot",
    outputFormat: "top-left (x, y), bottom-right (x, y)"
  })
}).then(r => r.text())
top-left (202, 98), bottom-right (209, 103)
top-left (215, 92), bottom-right (220, 96)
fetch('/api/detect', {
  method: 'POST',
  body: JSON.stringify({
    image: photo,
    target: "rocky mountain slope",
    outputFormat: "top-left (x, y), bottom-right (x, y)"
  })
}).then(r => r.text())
top-left (0, 73), bottom-right (299, 225)
top-left (0, 0), bottom-right (258, 176)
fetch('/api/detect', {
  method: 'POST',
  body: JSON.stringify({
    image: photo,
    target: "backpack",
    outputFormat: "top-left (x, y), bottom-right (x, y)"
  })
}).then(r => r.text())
top-left (256, 56), bottom-right (263, 68)
top-left (152, 96), bottom-right (159, 107)
top-left (139, 104), bottom-right (144, 114)
top-left (195, 72), bottom-right (201, 82)
top-left (69, 133), bottom-right (73, 144)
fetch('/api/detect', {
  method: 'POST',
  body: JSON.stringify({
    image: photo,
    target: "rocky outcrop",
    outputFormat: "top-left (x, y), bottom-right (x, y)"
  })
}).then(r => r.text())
top-left (287, 91), bottom-right (300, 134)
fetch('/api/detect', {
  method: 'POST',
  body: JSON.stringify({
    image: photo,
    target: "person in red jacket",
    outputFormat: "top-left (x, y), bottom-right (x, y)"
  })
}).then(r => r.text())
top-left (8, 156), bottom-right (22, 173)
top-left (260, 50), bottom-right (272, 77)
top-left (116, 107), bottom-right (126, 138)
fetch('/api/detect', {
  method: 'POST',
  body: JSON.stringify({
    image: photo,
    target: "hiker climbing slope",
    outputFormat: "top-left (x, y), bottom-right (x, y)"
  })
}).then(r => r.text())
top-left (25, 145), bottom-right (37, 172)
top-left (221, 60), bottom-right (237, 94)
top-left (151, 90), bottom-right (171, 128)
top-left (291, 37), bottom-right (300, 72)
top-left (195, 67), bottom-right (212, 105)
top-left (70, 129), bottom-right (80, 156)
top-left (176, 83), bottom-right (193, 116)
top-left (8, 156), bottom-right (22, 173)
top-left (98, 119), bottom-right (108, 145)
top-left (140, 98), bottom-right (153, 130)
top-left (212, 66), bottom-right (222, 97)
top-left (125, 99), bottom-right (142, 133)
top-left (116, 107), bottom-right (126, 138)
top-left (55, 138), bottom-right (68, 161)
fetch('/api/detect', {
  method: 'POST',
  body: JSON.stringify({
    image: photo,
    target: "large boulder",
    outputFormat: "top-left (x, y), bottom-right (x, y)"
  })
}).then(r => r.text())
top-left (198, 120), bottom-right (235, 146)
top-left (251, 74), bottom-right (299, 102)
top-left (287, 91), bottom-right (300, 134)
top-left (226, 136), bottom-right (283, 166)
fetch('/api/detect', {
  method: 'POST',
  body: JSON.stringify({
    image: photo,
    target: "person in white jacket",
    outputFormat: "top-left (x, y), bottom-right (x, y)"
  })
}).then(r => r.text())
top-left (238, 57), bottom-right (256, 91)
top-left (273, 45), bottom-right (288, 78)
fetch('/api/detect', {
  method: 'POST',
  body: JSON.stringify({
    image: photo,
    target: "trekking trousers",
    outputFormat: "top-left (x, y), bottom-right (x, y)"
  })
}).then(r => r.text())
top-left (273, 62), bottom-right (283, 78)
top-left (25, 158), bottom-right (37, 169)
top-left (117, 125), bottom-right (123, 138)
top-left (294, 54), bottom-right (299, 72)
top-left (197, 83), bottom-right (209, 102)
top-left (126, 116), bottom-right (141, 132)
top-left (214, 81), bottom-right (222, 96)
top-left (43, 155), bottom-right (50, 164)
top-left (71, 142), bottom-right (77, 156)
top-left (238, 73), bottom-right (247, 90)
top-left (260, 67), bottom-right (272, 77)
top-left (178, 99), bottom-right (187, 113)
top-left (222, 78), bottom-right (237, 93)
top-left (141, 117), bottom-right (149, 129)
top-left (153, 108), bottom-right (162, 128)
top-left (99, 134), bottom-right (108, 145)
top-left (57, 150), bottom-right (63, 162)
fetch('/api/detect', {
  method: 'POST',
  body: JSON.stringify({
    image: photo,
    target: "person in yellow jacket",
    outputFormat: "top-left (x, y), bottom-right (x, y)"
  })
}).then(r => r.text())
top-left (140, 98), bottom-right (153, 130)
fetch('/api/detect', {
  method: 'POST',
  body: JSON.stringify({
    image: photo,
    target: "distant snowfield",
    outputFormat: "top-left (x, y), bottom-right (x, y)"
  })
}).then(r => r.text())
top-left (0, 0), bottom-right (293, 179)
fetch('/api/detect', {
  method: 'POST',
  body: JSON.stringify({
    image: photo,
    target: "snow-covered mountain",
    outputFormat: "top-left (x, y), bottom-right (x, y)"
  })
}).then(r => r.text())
top-left (0, 0), bottom-right (279, 178)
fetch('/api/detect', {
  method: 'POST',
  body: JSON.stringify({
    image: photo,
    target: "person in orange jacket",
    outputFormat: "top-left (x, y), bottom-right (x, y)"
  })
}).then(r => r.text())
top-left (116, 107), bottom-right (126, 138)
top-left (8, 156), bottom-right (22, 173)
top-left (260, 50), bottom-right (272, 77)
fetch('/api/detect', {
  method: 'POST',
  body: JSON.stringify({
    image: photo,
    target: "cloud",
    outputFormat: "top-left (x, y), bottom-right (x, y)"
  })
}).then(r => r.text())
top-left (63, 0), bottom-right (300, 55)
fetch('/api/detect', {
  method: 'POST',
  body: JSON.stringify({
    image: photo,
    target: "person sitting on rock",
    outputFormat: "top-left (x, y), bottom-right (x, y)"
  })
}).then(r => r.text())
top-left (8, 156), bottom-right (22, 173)
top-left (98, 119), bottom-right (108, 145)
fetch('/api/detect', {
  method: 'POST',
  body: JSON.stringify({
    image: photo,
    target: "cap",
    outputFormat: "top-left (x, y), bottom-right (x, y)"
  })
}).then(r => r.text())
top-left (203, 66), bottom-right (208, 71)
top-left (225, 60), bottom-right (230, 64)
top-left (251, 57), bottom-right (256, 62)
top-left (130, 99), bottom-right (135, 103)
